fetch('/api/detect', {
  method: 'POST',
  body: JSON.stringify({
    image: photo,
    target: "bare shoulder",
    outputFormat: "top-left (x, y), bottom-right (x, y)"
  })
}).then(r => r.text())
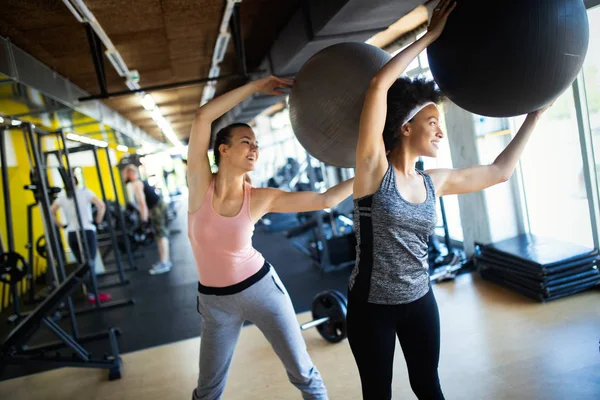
top-left (424, 168), bottom-right (451, 196)
top-left (250, 187), bottom-right (278, 204)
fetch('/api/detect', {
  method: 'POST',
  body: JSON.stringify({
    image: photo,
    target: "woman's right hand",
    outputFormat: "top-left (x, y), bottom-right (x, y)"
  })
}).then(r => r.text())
top-left (427, 0), bottom-right (457, 39)
top-left (253, 75), bottom-right (294, 96)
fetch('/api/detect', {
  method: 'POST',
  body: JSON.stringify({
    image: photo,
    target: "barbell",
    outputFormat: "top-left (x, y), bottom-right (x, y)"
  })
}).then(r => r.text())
top-left (300, 290), bottom-right (348, 343)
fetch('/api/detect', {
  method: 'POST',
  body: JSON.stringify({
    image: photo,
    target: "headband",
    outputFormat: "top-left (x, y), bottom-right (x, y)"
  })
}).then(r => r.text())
top-left (401, 102), bottom-right (436, 127)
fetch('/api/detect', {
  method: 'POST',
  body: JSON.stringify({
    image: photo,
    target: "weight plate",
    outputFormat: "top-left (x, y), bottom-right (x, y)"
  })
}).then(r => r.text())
top-left (36, 235), bottom-right (48, 259)
top-left (0, 251), bottom-right (28, 284)
top-left (311, 290), bottom-right (348, 343)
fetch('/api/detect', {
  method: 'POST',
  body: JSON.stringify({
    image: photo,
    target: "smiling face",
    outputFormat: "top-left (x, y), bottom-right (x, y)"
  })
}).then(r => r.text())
top-left (402, 104), bottom-right (444, 158)
top-left (218, 126), bottom-right (259, 172)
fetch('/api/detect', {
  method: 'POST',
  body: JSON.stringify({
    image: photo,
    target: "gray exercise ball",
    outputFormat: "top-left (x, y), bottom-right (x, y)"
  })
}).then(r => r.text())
top-left (289, 42), bottom-right (391, 167)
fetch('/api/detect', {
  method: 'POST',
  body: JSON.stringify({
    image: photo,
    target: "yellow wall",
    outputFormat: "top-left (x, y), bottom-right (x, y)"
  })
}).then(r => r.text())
top-left (0, 129), bottom-right (48, 311)
top-left (1, 86), bottom-right (133, 311)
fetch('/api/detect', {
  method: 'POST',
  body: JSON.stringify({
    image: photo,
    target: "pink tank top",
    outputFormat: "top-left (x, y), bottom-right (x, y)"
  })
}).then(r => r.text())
top-left (187, 177), bottom-right (265, 287)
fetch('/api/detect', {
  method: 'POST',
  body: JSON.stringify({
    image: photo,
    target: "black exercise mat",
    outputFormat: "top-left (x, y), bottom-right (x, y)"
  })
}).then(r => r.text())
top-left (479, 269), bottom-right (600, 302)
top-left (474, 254), bottom-right (598, 281)
top-left (479, 262), bottom-right (600, 294)
top-left (545, 275), bottom-right (600, 296)
top-left (479, 234), bottom-right (598, 269)
top-left (474, 255), bottom-right (598, 283)
top-left (479, 248), bottom-right (598, 275)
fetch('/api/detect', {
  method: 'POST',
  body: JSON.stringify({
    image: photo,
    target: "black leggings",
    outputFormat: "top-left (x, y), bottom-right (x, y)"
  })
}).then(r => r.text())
top-left (347, 288), bottom-right (444, 400)
top-left (67, 230), bottom-right (97, 267)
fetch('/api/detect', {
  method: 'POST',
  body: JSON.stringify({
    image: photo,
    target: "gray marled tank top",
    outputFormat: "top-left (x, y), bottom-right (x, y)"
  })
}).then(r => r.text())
top-left (349, 163), bottom-right (437, 304)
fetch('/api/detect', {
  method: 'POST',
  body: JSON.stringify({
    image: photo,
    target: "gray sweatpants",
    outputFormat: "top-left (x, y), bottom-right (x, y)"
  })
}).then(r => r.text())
top-left (192, 267), bottom-right (328, 400)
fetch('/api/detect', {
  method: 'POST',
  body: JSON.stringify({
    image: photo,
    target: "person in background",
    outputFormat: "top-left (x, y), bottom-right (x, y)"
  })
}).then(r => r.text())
top-left (51, 174), bottom-right (111, 304)
top-left (123, 164), bottom-right (172, 275)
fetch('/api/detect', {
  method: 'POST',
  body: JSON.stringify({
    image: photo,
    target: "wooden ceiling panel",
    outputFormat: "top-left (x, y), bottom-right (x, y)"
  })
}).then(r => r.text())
top-left (0, 0), bottom-right (302, 143)
top-left (171, 60), bottom-right (210, 81)
top-left (162, 0), bottom-right (222, 39)
top-left (85, 0), bottom-right (164, 36)
top-left (168, 35), bottom-right (215, 62)
top-left (111, 29), bottom-right (171, 72)
top-left (152, 85), bottom-right (203, 105)
top-left (1, 0), bottom-right (76, 31)
top-left (138, 68), bottom-right (175, 87)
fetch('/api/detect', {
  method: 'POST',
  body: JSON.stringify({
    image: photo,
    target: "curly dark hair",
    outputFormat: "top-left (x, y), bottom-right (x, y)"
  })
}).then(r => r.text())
top-left (383, 77), bottom-right (443, 152)
top-left (213, 123), bottom-right (251, 166)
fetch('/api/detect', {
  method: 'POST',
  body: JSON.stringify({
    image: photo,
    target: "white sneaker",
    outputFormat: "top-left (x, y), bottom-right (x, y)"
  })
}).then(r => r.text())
top-left (149, 261), bottom-right (172, 275)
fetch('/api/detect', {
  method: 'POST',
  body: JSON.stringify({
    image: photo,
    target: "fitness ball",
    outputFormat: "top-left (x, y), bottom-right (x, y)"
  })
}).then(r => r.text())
top-left (289, 42), bottom-right (391, 167)
top-left (427, 0), bottom-right (589, 117)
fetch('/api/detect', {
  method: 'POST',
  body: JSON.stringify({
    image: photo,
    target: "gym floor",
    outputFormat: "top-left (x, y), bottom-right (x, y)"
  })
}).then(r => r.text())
top-left (1, 274), bottom-right (598, 399)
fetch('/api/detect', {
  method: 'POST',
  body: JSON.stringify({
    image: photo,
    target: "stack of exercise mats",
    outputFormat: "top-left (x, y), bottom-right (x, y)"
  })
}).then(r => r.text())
top-left (474, 234), bottom-right (600, 302)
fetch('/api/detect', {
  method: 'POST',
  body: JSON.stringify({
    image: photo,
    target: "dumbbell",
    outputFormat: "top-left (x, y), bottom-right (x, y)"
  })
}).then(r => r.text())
top-left (300, 290), bottom-right (348, 343)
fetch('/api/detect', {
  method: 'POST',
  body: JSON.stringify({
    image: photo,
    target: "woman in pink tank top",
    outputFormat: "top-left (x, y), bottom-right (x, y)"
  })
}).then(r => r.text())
top-left (187, 75), bottom-right (353, 400)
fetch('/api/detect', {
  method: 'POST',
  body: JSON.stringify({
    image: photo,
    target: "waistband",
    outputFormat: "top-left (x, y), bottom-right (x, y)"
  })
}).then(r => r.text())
top-left (197, 261), bottom-right (270, 295)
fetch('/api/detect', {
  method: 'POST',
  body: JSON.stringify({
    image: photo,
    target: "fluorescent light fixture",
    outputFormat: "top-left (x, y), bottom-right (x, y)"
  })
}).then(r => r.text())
top-left (117, 145), bottom-right (129, 152)
top-left (105, 50), bottom-right (128, 77)
top-left (157, 118), bottom-right (170, 130)
top-left (213, 33), bottom-right (231, 64)
top-left (0, 117), bottom-right (4, 124)
top-left (11, 120), bottom-right (22, 126)
top-left (209, 65), bottom-right (221, 79)
top-left (141, 94), bottom-right (156, 111)
top-left (151, 108), bottom-right (162, 121)
top-left (126, 80), bottom-right (140, 91)
top-left (65, 132), bottom-right (107, 148)
top-left (62, 0), bottom-right (86, 23)
top-left (168, 145), bottom-right (187, 156)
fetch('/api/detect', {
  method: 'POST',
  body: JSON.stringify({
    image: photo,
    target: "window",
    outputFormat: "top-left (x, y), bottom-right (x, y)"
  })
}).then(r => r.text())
top-left (511, 90), bottom-right (593, 247)
top-left (583, 7), bottom-right (600, 205)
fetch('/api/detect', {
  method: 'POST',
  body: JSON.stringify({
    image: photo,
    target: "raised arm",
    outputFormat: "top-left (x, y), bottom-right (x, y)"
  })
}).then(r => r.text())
top-left (90, 194), bottom-right (106, 225)
top-left (354, 0), bottom-right (456, 198)
top-left (50, 200), bottom-right (65, 229)
top-left (252, 178), bottom-right (354, 218)
top-left (428, 105), bottom-right (552, 197)
top-left (187, 75), bottom-right (293, 211)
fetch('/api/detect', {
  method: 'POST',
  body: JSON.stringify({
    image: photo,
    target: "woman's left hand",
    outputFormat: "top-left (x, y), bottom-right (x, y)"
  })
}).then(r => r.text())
top-left (427, 0), bottom-right (457, 39)
top-left (530, 100), bottom-right (556, 118)
top-left (253, 75), bottom-right (294, 96)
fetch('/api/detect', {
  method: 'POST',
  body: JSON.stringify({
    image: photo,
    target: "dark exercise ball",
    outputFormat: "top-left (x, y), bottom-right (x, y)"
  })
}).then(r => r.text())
top-left (427, 0), bottom-right (589, 117)
top-left (289, 42), bottom-right (391, 167)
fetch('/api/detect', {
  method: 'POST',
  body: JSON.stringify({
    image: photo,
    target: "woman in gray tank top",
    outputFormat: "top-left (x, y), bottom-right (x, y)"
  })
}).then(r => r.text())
top-left (347, 1), bottom-right (555, 399)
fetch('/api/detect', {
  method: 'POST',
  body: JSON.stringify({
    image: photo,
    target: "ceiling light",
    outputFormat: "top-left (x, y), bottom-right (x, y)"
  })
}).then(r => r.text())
top-left (141, 94), bottom-right (156, 111)
top-left (105, 50), bottom-right (128, 78)
top-left (126, 80), bottom-right (140, 91)
top-left (151, 108), bottom-right (162, 121)
top-left (213, 33), bottom-right (231, 64)
top-left (117, 145), bottom-right (129, 152)
top-left (11, 120), bottom-right (22, 126)
top-left (209, 65), bottom-right (221, 79)
top-left (0, 116), bottom-right (4, 123)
